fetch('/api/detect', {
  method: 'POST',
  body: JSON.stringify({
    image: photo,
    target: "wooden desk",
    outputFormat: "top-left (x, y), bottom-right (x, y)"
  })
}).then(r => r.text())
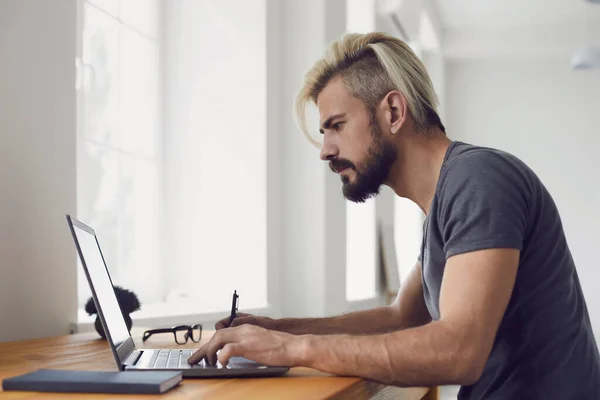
top-left (0, 329), bottom-right (438, 399)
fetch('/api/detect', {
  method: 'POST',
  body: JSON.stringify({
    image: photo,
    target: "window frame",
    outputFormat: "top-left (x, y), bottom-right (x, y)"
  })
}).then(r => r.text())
top-left (73, 0), bottom-right (281, 332)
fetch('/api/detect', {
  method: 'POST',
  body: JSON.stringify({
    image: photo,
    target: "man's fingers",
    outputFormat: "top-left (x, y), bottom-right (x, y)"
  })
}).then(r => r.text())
top-left (215, 320), bottom-right (228, 330)
top-left (187, 329), bottom-right (227, 364)
top-left (230, 316), bottom-right (254, 328)
top-left (187, 346), bottom-right (206, 365)
top-left (190, 328), bottom-right (240, 366)
top-left (206, 339), bottom-right (220, 366)
top-left (215, 313), bottom-right (252, 330)
top-left (218, 343), bottom-right (242, 367)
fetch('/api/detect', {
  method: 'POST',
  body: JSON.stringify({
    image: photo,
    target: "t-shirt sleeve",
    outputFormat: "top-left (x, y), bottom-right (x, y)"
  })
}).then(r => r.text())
top-left (437, 151), bottom-right (529, 259)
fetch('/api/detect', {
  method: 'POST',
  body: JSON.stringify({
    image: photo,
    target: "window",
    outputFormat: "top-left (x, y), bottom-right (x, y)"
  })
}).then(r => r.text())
top-left (77, 0), bottom-right (161, 317)
top-left (161, 0), bottom-right (268, 314)
top-left (346, 200), bottom-right (377, 301)
top-left (394, 198), bottom-right (423, 283)
top-left (77, 0), bottom-right (268, 322)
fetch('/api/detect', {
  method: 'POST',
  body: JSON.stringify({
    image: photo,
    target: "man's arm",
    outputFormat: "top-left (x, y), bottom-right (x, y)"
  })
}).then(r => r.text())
top-left (191, 248), bottom-right (518, 388)
top-left (223, 261), bottom-right (431, 335)
top-left (297, 248), bottom-right (519, 386)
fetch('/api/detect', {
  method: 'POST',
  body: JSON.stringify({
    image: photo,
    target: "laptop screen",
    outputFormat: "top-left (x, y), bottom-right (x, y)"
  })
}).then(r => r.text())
top-left (72, 222), bottom-right (131, 350)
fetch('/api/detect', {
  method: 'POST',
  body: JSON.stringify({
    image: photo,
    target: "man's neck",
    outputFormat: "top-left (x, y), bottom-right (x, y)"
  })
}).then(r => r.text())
top-left (386, 130), bottom-right (452, 215)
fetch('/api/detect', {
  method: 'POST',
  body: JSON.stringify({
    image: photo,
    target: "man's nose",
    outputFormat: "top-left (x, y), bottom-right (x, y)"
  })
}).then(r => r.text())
top-left (320, 137), bottom-right (339, 161)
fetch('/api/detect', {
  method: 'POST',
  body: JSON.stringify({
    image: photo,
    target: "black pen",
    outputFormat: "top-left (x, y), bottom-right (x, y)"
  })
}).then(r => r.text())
top-left (229, 290), bottom-right (239, 325)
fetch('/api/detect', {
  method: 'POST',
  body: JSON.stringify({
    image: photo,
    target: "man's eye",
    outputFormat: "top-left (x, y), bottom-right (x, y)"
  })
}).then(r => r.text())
top-left (332, 122), bottom-right (344, 131)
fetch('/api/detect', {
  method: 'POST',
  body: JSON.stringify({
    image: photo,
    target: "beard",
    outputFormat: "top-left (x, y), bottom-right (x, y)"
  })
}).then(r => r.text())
top-left (329, 120), bottom-right (397, 203)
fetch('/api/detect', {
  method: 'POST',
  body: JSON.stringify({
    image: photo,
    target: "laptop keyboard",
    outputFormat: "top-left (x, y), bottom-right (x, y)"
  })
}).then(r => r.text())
top-left (137, 349), bottom-right (199, 369)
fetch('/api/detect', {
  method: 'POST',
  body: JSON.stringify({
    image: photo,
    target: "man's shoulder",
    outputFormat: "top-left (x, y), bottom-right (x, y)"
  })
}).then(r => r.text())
top-left (445, 142), bottom-right (520, 171)
top-left (441, 142), bottom-right (533, 185)
top-left (434, 142), bottom-right (536, 209)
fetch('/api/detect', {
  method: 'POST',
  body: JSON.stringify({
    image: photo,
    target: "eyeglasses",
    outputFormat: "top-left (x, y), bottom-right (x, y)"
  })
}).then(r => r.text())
top-left (142, 324), bottom-right (203, 345)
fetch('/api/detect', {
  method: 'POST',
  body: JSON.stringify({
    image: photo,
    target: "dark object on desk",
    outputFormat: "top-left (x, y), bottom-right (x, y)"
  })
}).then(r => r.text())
top-left (143, 324), bottom-right (203, 344)
top-left (85, 285), bottom-right (141, 339)
top-left (2, 369), bottom-right (182, 394)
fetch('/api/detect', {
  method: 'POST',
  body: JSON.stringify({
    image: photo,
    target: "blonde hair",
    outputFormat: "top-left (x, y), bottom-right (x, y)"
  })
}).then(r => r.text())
top-left (295, 32), bottom-right (444, 146)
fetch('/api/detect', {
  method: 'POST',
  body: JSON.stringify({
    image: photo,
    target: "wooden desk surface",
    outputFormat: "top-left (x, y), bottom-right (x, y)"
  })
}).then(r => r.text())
top-left (0, 329), bottom-right (437, 399)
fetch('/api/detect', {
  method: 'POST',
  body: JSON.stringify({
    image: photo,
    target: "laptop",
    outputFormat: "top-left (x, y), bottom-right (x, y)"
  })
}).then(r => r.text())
top-left (66, 215), bottom-right (289, 378)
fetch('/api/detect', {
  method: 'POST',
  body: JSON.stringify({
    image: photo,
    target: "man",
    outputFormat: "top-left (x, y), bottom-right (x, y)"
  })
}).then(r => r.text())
top-left (188, 32), bottom-right (600, 398)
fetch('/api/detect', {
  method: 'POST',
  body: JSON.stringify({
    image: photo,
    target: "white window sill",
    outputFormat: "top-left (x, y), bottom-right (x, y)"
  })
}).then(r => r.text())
top-left (71, 301), bottom-right (275, 334)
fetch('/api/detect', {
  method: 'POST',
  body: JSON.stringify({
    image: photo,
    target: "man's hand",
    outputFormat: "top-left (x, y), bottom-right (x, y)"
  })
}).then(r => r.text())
top-left (187, 324), bottom-right (305, 367)
top-left (215, 313), bottom-right (277, 331)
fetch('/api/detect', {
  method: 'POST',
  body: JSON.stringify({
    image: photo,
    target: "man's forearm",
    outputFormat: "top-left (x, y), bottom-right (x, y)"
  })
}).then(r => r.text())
top-left (272, 306), bottom-right (413, 335)
top-left (294, 321), bottom-right (478, 387)
top-left (270, 263), bottom-right (430, 336)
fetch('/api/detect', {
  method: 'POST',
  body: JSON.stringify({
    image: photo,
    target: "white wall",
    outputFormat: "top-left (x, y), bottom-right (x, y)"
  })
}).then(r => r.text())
top-left (277, 0), bottom-right (349, 318)
top-left (0, 0), bottom-right (77, 342)
top-left (446, 57), bottom-right (600, 336)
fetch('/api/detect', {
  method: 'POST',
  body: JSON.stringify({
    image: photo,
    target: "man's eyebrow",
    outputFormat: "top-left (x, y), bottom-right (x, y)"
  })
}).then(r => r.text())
top-left (320, 113), bottom-right (346, 131)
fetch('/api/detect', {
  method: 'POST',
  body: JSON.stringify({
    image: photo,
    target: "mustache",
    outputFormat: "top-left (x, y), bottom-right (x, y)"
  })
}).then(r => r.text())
top-left (329, 158), bottom-right (356, 173)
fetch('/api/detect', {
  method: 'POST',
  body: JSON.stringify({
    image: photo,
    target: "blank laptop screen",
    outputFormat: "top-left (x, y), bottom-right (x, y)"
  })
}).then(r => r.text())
top-left (73, 224), bottom-right (130, 349)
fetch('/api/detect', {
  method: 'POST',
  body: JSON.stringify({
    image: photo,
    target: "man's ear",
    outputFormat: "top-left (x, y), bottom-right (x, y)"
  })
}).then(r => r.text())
top-left (381, 91), bottom-right (408, 135)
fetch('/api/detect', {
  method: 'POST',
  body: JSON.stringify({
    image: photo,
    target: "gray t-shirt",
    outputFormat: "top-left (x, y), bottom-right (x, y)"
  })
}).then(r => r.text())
top-left (421, 141), bottom-right (600, 399)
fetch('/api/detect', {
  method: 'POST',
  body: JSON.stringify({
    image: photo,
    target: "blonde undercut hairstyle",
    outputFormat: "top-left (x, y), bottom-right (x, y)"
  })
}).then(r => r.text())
top-left (295, 32), bottom-right (444, 146)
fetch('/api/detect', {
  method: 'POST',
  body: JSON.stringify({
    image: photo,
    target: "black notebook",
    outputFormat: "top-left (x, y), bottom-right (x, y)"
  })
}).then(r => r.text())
top-left (2, 369), bottom-right (182, 394)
